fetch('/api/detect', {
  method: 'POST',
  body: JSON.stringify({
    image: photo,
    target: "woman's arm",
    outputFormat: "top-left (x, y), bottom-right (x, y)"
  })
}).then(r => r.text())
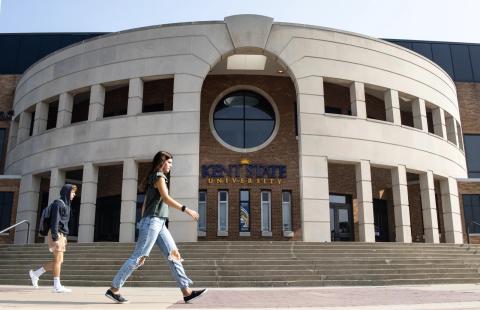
top-left (155, 178), bottom-right (199, 221)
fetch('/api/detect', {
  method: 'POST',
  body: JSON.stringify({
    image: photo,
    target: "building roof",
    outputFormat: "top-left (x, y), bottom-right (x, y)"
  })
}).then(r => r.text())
top-left (1, 33), bottom-right (479, 82)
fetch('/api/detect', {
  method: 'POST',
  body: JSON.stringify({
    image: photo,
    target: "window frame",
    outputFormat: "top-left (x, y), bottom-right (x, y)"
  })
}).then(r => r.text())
top-left (261, 190), bottom-right (272, 234)
top-left (217, 190), bottom-right (229, 235)
top-left (198, 190), bottom-right (207, 234)
top-left (282, 191), bottom-right (292, 232)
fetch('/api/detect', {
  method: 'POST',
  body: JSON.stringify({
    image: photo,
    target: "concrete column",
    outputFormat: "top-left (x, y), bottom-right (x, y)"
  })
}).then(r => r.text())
top-left (48, 168), bottom-right (66, 205)
top-left (127, 78), bottom-right (143, 115)
top-left (350, 82), bottom-right (367, 119)
top-left (7, 118), bottom-right (19, 151)
top-left (432, 108), bottom-right (447, 139)
top-left (440, 177), bottom-right (463, 244)
top-left (296, 76), bottom-right (325, 115)
top-left (88, 84), bottom-right (105, 121)
top-left (299, 156), bottom-right (330, 242)
top-left (445, 116), bottom-right (459, 146)
top-left (356, 160), bottom-right (375, 242)
top-left (16, 111), bottom-right (32, 144)
top-left (78, 163), bottom-right (98, 243)
top-left (173, 74), bottom-right (203, 112)
top-left (14, 174), bottom-right (40, 244)
top-left (56, 92), bottom-right (73, 128)
top-left (419, 170), bottom-right (440, 243)
top-left (33, 101), bottom-right (48, 135)
top-left (385, 89), bottom-right (401, 125)
top-left (119, 159), bottom-right (138, 242)
top-left (391, 165), bottom-right (412, 243)
top-left (412, 98), bottom-right (428, 131)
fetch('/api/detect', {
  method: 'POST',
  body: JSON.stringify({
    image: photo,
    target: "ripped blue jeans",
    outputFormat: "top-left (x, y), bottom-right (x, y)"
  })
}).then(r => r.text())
top-left (111, 216), bottom-right (193, 289)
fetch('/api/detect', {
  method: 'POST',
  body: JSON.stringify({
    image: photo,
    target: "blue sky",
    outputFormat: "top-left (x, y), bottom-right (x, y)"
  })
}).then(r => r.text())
top-left (1, 0), bottom-right (479, 43)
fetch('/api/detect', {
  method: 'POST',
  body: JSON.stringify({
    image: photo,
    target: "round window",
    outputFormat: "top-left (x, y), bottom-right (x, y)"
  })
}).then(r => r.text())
top-left (212, 90), bottom-right (276, 151)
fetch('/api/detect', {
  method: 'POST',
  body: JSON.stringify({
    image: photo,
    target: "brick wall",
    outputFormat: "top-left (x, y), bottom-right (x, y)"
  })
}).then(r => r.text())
top-left (199, 75), bottom-right (300, 240)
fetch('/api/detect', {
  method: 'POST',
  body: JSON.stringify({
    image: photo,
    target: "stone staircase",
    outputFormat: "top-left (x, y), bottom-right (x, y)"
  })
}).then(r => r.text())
top-left (1, 241), bottom-right (480, 287)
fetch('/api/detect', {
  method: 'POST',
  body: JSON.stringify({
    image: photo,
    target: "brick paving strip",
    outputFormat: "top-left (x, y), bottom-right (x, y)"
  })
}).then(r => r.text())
top-left (168, 286), bottom-right (480, 309)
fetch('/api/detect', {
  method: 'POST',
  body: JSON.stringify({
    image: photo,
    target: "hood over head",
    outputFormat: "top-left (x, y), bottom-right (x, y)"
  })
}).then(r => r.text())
top-left (59, 184), bottom-right (76, 206)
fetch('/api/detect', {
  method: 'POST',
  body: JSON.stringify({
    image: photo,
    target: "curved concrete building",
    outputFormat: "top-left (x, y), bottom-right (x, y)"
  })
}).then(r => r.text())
top-left (7, 15), bottom-right (467, 244)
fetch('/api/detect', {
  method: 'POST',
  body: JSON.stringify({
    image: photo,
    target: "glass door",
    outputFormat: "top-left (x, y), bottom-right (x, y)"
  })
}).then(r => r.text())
top-left (330, 194), bottom-right (353, 241)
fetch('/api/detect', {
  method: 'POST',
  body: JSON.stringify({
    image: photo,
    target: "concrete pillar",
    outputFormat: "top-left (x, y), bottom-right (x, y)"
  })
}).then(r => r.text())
top-left (16, 111), bottom-right (32, 144)
top-left (56, 92), bottom-right (73, 128)
top-left (432, 108), bottom-right (447, 139)
top-left (7, 118), bottom-right (19, 151)
top-left (440, 177), bottom-right (463, 244)
top-left (14, 174), bottom-right (40, 244)
top-left (419, 170), bottom-right (440, 243)
top-left (356, 160), bottom-right (375, 242)
top-left (33, 101), bottom-right (48, 135)
top-left (445, 116), bottom-right (459, 146)
top-left (127, 78), bottom-right (143, 115)
top-left (173, 74), bottom-right (203, 112)
top-left (78, 163), bottom-right (98, 243)
top-left (48, 168), bottom-right (66, 205)
top-left (119, 159), bottom-right (138, 242)
top-left (391, 165), bottom-right (412, 243)
top-left (88, 84), bottom-right (105, 121)
top-left (299, 156), bottom-right (330, 242)
top-left (385, 89), bottom-right (401, 125)
top-left (412, 98), bottom-right (428, 131)
top-left (350, 82), bottom-right (367, 119)
top-left (295, 76), bottom-right (325, 115)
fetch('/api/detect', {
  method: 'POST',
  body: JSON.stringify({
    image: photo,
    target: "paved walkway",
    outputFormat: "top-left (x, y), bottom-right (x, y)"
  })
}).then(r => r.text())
top-left (1, 284), bottom-right (480, 309)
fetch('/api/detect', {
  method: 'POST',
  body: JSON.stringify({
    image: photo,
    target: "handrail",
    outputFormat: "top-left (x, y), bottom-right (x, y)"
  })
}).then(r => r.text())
top-left (0, 220), bottom-right (30, 243)
top-left (466, 221), bottom-right (480, 244)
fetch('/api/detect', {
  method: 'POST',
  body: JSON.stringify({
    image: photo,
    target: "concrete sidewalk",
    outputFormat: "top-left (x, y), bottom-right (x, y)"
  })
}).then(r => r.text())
top-left (1, 284), bottom-right (480, 309)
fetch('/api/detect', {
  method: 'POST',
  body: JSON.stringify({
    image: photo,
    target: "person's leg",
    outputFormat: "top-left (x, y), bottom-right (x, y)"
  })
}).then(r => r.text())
top-left (155, 220), bottom-right (193, 296)
top-left (109, 217), bottom-right (161, 293)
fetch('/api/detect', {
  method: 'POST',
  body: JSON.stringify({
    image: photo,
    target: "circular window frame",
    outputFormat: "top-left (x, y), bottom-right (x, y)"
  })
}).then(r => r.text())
top-left (209, 85), bottom-right (280, 153)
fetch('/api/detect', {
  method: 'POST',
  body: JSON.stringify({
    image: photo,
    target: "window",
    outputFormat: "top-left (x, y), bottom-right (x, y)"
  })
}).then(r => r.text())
top-left (239, 190), bottom-right (250, 232)
top-left (464, 134), bottom-right (480, 178)
top-left (46, 99), bottom-right (59, 130)
top-left (218, 191), bottom-right (228, 233)
top-left (71, 91), bottom-right (90, 123)
top-left (0, 192), bottom-right (14, 230)
top-left (0, 128), bottom-right (6, 172)
top-left (213, 91), bottom-right (276, 150)
top-left (261, 191), bottom-right (271, 232)
top-left (282, 191), bottom-right (292, 232)
top-left (464, 195), bottom-right (480, 233)
top-left (143, 78), bottom-right (173, 113)
top-left (198, 191), bottom-right (206, 233)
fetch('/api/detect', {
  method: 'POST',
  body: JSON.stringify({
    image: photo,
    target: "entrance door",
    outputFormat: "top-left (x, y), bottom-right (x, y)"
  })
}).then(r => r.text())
top-left (373, 199), bottom-right (389, 242)
top-left (330, 195), bottom-right (354, 241)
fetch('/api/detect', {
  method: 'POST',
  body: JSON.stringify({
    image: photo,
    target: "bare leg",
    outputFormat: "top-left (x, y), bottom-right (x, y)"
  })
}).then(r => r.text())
top-left (52, 251), bottom-right (63, 277)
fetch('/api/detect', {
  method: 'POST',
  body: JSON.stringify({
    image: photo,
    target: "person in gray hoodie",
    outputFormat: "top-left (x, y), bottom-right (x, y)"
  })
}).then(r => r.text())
top-left (29, 184), bottom-right (77, 293)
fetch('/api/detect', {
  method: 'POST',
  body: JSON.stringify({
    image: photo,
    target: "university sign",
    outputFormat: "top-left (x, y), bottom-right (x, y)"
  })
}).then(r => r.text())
top-left (201, 159), bottom-right (287, 185)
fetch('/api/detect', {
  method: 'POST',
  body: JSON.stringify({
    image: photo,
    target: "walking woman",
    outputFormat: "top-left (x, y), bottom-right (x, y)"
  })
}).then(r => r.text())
top-left (105, 151), bottom-right (207, 304)
top-left (29, 184), bottom-right (77, 293)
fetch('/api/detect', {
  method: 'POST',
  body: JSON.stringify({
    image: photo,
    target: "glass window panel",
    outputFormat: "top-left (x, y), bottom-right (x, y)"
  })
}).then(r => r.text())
top-left (469, 46), bottom-right (480, 82)
top-left (451, 45), bottom-right (474, 81)
top-left (330, 208), bottom-right (335, 232)
top-left (240, 190), bottom-right (249, 201)
top-left (330, 195), bottom-right (346, 204)
top-left (412, 42), bottom-right (433, 59)
top-left (244, 95), bottom-right (275, 119)
top-left (282, 191), bottom-right (292, 231)
top-left (199, 191), bottom-right (206, 202)
top-left (261, 191), bottom-right (271, 231)
top-left (244, 120), bottom-right (274, 148)
top-left (431, 44), bottom-right (455, 78)
top-left (262, 192), bottom-right (270, 202)
top-left (214, 120), bottom-right (244, 148)
top-left (464, 135), bottom-right (480, 177)
top-left (0, 192), bottom-right (14, 230)
top-left (219, 191), bottom-right (227, 202)
top-left (338, 208), bottom-right (351, 233)
top-left (214, 95), bottom-right (244, 119)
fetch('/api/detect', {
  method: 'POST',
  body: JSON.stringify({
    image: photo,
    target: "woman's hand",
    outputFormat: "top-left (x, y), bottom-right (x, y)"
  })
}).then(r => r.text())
top-left (185, 208), bottom-right (199, 221)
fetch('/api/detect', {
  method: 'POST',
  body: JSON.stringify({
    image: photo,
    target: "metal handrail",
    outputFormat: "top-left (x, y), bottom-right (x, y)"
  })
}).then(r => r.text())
top-left (466, 220), bottom-right (480, 244)
top-left (0, 220), bottom-right (30, 243)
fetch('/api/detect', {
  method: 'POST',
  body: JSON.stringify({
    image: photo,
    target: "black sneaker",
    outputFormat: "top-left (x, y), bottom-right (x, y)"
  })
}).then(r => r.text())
top-left (183, 288), bottom-right (208, 303)
top-left (105, 289), bottom-right (129, 303)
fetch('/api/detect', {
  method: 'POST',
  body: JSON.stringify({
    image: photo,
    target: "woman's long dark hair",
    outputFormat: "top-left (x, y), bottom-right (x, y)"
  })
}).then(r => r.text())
top-left (140, 151), bottom-right (173, 192)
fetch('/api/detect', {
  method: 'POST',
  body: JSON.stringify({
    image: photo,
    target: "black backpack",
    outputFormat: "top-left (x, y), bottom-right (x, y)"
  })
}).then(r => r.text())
top-left (38, 199), bottom-right (63, 237)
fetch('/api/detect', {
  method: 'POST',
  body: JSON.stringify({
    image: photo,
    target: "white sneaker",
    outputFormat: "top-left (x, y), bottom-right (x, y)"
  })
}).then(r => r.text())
top-left (29, 270), bottom-right (39, 288)
top-left (53, 286), bottom-right (72, 293)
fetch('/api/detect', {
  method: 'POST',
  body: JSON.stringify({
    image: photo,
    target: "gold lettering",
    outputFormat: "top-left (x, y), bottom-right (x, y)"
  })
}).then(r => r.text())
top-left (263, 178), bottom-right (267, 184)
top-left (208, 178), bottom-right (214, 184)
top-left (225, 178), bottom-right (229, 184)
top-left (216, 178), bottom-right (224, 184)
top-left (247, 178), bottom-right (253, 184)
top-left (256, 178), bottom-right (261, 184)
top-left (233, 178), bottom-right (239, 184)
top-left (270, 178), bottom-right (274, 184)
top-left (240, 178), bottom-right (245, 184)
top-left (277, 179), bottom-right (282, 185)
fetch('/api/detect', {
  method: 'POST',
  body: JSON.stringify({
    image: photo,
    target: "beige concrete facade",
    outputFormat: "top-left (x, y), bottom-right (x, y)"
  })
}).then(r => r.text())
top-left (5, 15), bottom-right (467, 244)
